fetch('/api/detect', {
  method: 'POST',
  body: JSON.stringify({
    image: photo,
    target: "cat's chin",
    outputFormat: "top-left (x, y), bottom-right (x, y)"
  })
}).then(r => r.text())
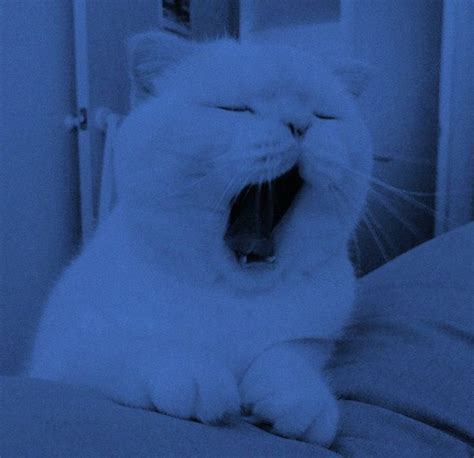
top-left (221, 250), bottom-right (284, 293)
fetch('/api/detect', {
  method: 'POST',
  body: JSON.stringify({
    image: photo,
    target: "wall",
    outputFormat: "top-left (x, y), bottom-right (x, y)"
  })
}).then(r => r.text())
top-left (0, 0), bottom-right (81, 374)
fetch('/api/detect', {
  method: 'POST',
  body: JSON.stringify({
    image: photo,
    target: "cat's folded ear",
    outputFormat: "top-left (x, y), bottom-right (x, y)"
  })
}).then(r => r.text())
top-left (332, 59), bottom-right (373, 97)
top-left (128, 31), bottom-right (194, 108)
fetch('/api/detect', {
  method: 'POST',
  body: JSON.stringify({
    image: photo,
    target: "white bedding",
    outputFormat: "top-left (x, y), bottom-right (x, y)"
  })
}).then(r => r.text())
top-left (1, 223), bottom-right (473, 457)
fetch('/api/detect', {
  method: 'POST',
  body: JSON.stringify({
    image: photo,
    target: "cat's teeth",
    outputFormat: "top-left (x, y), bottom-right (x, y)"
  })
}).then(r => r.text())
top-left (239, 255), bottom-right (249, 266)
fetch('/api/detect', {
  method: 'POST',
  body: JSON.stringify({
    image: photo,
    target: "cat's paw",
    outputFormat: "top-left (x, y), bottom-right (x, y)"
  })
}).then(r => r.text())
top-left (240, 346), bottom-right (339, 446)
top-left (242, 383), bottom-right (339, 446)
top-left (148, 351), bottom-right (241, 425)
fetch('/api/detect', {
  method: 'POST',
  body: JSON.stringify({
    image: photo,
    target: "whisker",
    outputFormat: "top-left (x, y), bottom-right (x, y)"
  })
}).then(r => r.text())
top-left (368, 182), bottom-right (438, 220)
top-left (213, 170), bottom-right (241, 213)
top-left (330, 188), bottom-right (362, 274)
top-left (351, 231), bottom-right (363, 276)
top-left (370, 175), bottom-right (433, 200)
top-left (333, 185), bottom-right (391, 265)
top-left (256, 179), bottom-right (263, 234)
top-left (317, 157), bottom-right (436, 194)
top-left (330, 184), bottom-right (353, 222)
top-left (166, 162), bottom-right (236, 198)
top-left (365, 206), bottom-right (396, 257)
top-left (361, 213), bottom-right (390, 263)
top-left (325, 161), bottom-right (441, 220)
top-left (216, 168), bottom-right (255, 230)
top-left (368, 189), bottom-right (426, 240)
top-left (269, 177), bottom-right (274, 224)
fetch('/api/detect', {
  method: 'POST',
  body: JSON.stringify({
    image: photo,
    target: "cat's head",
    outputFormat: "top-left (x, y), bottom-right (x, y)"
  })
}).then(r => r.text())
top-left (115, 31), bottom-right (373, 291)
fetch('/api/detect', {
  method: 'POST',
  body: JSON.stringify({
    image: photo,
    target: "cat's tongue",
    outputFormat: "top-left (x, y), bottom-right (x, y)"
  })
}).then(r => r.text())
top-left (224, 184), bottom-right (275, 263)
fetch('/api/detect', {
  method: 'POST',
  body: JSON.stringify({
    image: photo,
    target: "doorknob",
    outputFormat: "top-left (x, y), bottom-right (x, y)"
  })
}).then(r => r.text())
top-left (65, 107), bottom-right (88, 131)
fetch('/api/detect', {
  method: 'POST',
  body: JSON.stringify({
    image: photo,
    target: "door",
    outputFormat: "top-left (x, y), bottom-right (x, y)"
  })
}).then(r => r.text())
top-left (72, 0), bottom-right (162, 241)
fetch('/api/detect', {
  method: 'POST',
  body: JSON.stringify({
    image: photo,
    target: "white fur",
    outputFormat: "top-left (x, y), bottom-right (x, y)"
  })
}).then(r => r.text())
top-left (28, 33), bottom-right (373, 447)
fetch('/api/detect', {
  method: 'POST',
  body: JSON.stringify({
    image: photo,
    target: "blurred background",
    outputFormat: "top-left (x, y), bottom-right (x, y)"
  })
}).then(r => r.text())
top-left (1, 0), bottom-right (473, 375)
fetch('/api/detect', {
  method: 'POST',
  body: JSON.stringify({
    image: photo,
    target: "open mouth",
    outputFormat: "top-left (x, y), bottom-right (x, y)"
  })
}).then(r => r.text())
top-left (224, 164), bottom-right (304, 267)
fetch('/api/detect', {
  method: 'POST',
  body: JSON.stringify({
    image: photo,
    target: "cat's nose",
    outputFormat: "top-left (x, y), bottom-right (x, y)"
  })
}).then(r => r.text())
top-left (286, 121), bottom-right (310, 139)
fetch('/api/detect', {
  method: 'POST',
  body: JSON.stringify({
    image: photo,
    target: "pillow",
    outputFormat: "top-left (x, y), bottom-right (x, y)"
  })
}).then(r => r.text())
top-left (331, 222), bottom-right (474, 456)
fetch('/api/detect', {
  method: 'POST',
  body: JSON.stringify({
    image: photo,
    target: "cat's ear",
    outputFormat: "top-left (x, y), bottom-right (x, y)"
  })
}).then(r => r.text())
top-left (128, 31), bottom-right (194, 107)
top-left (333, 60), bottom-right (372, 97)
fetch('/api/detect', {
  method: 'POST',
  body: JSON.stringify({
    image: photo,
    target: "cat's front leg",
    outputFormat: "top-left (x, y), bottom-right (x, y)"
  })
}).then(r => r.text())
top-left (145, 346), bottom-right (241, 425)
top-left (239, 339), bottom-right (338, 447)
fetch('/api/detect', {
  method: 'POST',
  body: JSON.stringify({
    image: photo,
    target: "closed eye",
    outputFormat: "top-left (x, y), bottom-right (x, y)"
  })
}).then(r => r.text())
top-left (313, 112), bottom-right (337, 120)
top-left (215, 105), bottom-right (255, 114)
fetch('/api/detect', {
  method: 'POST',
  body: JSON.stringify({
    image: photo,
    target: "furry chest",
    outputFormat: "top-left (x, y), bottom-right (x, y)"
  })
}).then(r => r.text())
top-left (148, 276), bottom-right (353, 373)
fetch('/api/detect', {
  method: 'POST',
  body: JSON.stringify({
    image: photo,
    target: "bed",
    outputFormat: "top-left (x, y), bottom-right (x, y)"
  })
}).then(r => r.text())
top-left (1, 222), bottom-right (473, 457)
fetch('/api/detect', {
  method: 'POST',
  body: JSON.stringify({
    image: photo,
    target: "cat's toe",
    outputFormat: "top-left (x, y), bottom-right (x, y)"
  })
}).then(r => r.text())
top-left (251, 390), bottom-right (339, 447)
top-left (301, 398), bottom-right (339, 448)
top-left (194, 370), bottom-right (241, 425)
top-left (147, 353), bottom-right (241, 425)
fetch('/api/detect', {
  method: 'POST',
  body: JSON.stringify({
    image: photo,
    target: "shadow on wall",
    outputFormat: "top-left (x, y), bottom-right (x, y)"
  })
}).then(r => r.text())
top-left (351, 0), bottom-right (442, 275)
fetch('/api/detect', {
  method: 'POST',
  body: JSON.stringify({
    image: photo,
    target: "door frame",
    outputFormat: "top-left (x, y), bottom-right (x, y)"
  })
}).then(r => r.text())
top-left (435, 0), bottom-right (474, 234)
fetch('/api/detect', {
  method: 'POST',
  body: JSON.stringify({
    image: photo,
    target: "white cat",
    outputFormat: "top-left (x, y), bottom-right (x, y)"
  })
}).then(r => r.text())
top-left (28, 32), bottom-right (372, 447)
